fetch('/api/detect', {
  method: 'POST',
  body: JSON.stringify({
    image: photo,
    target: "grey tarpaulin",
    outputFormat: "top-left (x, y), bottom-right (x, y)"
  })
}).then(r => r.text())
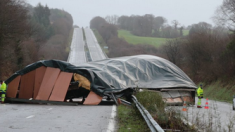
top-left (5, 55), bottom-right (196, 97)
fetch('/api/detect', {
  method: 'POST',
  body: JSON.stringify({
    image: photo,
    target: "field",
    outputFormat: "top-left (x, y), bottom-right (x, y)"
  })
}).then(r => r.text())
top-left (118, 30), bottom-right (170, 48)
top-left (183, 29), bottom-right (189, 36)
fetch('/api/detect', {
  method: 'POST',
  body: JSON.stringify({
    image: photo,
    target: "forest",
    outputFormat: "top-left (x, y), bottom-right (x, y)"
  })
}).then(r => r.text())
top-left (0, 0), bottom-right (73, 80)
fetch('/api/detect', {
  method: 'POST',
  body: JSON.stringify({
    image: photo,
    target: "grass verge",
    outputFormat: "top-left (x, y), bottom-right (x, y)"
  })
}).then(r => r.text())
top-left (118, 30), bottom-right (169, 48)
top-left (117, 90), bottom-right (195, 131)
top-left (203, 80), bottom-right (235, 103)
top-left (117, 105), bottom-right (150, 132)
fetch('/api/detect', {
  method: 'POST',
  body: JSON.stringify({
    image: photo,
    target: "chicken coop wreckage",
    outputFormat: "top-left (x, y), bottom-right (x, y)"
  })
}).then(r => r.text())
top-left (5, 55), bottom-right (197, 105)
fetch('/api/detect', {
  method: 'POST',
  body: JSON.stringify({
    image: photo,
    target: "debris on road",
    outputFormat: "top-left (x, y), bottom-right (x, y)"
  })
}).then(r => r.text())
top-left (5, 55), bottom-right (196, 105)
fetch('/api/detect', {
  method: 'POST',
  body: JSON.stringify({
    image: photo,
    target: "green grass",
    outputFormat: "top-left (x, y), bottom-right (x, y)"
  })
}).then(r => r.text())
top-left (203, 81), bottom-right (235, 103)
top-left (117, 105), bottom-right (149, 132)
top-left (117, 90), bottom-right (195, 131)
top-left (183, 30), bottom-right (189, 36)
top-left (118, 30), bottom-right (170, 48)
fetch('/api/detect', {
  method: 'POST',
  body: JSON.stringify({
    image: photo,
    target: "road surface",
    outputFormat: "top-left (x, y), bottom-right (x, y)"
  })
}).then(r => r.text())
top-left (67, 28), bottom-right (86, 65)
top-left (0, 104), bottom-right (116, 132)
top-left (84, 28), bottom-right (106, 61)
top-left (174, 98), bottom-right (235, 131)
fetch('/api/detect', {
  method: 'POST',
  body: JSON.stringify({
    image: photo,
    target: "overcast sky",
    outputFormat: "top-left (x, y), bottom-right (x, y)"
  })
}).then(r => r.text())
top-left (27, 0), bottom-right (223, 27)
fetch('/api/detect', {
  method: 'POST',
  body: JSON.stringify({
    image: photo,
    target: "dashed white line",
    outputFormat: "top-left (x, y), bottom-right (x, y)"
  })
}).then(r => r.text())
top-left (26, 115), bottom-right (35, 119)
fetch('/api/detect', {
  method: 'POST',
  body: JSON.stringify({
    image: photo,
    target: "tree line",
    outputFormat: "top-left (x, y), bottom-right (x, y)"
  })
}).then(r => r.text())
top-left (90, 0), bottom-right (235, 83)
top-left (106, 14), bottom-right (183, 38)
top-left (0, 0), bottom-right (73, 80)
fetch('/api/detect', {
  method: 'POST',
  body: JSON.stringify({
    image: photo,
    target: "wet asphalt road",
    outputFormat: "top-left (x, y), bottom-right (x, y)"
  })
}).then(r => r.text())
top-left (67, 28), bottom-right (86, 65)
top-left (84, 28), bottom-right (106, 61)
top-left (173, 98), bottom-right (235, 131)
top-left (0, 104), bottom-right (116, 132)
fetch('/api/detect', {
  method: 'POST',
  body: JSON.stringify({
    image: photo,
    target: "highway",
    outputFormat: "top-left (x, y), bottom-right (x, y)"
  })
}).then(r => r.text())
top-left (67, 28), bottom-right (86, 65)
top-left (84, 28), bottom-right (106, 61)
top-left (0, 28), bottom-right (116, 132)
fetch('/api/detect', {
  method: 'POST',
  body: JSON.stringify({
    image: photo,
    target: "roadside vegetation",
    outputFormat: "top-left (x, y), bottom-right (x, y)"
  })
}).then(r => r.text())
top-left (117, 90), bottom-right (196, 131)
top-left (203, 81), bottom-right (235, 103)
top-left (117, 105), bottom-right (149, 132)
top-left (0, 0), bottom-right (73, 80)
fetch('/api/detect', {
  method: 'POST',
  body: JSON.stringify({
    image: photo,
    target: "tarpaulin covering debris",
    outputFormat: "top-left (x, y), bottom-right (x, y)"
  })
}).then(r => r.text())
top-left (5, 55), bottom-right (196, 104)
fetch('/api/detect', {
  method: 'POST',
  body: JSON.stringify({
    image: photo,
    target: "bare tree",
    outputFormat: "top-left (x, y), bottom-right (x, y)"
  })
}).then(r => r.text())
top-left (189, 22), bottom-right (212, 36)
top-left (163, 39), bottom-right (182, 65)
top-left (0, 0), bottom-right (30, 44)
top-left (179, 26), bottom-right (184, 36)
top-left (0, 0), bottom-right (32, 78)
top-left (213, 0), bottom-right (235, 31)
top-left (98, 23), bottom-right (118, 43)
top-left (105, 15), bottom-right (119, 25)
top-left (172, 20), bottom-right (180, 30)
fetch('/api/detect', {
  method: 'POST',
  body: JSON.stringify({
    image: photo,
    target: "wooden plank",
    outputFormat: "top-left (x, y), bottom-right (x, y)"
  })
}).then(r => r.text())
top-left (6, 76), bottom-right (21, 98)
top-left (34, 66), bottom-right (46, 99)
top-left (49, 72), bottom-right (73, 101)
top-left (19, 70), bottom-right (35, 99)
top-left (83, 91), bottom-right (102, 105)
top-left (36, 67), bottom-right (60, 100)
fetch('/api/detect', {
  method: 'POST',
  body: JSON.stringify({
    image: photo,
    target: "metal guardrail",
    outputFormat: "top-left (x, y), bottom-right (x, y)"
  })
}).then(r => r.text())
top-left (132, 95), bottom-right (164, 132)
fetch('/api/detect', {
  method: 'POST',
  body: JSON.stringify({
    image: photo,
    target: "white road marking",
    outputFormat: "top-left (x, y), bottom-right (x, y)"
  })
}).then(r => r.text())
top-left (106, 105), bottom-right (116, 132)
top-left (26, 115), bottom-right (35, 119)
top-left (48, 108), bottom-right (53, 110)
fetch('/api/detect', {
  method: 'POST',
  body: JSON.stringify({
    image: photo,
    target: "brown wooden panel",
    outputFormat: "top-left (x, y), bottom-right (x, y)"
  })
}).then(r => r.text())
top-left (6, 76), bottom-right (21, 98)
top-left (49, 72), bottom-right (73, 101)
top-left (36, 67), bottom-right (60, 100)
top-left (19, 70), bottom-right (36, 99)
top-left (34, 66), bottom-right (46, 99)
top-left (83, 91), bottom-right (102, 105)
